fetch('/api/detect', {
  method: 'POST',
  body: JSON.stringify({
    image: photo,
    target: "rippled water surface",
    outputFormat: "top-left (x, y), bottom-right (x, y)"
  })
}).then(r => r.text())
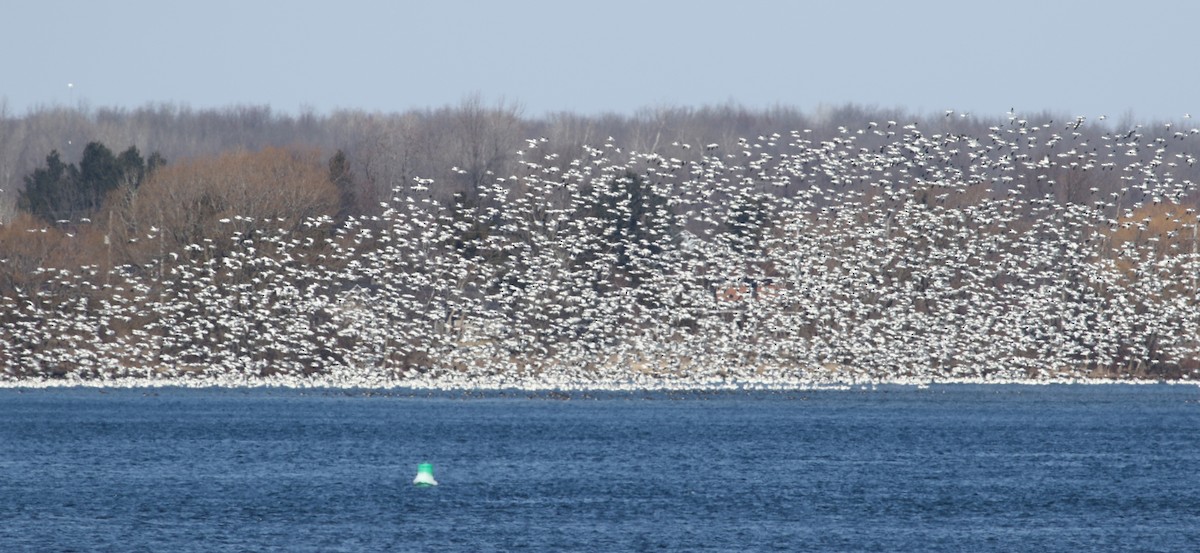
top-left (2, 385), bottom-right (1198, 552)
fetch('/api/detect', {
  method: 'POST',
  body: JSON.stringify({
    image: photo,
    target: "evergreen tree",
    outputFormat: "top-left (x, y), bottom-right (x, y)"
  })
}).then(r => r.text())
top-left (18, 150), bottom-right (78, 223)
top-left (116, 146), bottom-right (146, 188)
top-left (18, 142), bottom-right (159, 226)
top-left (721, 190), bottom-right (769, 255)
top-left (76, 141), bottom-right (122, 212)
top-left (147, 151), bottom-right (167, 174)
top-left (328, 149), bottom-right (357, 219)
top-left (585, 170), bottom-right (674, 291)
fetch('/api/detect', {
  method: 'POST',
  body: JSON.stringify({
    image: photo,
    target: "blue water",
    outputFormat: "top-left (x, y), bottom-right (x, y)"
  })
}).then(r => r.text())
top-left (1, 385), bottom-right (1198, 552)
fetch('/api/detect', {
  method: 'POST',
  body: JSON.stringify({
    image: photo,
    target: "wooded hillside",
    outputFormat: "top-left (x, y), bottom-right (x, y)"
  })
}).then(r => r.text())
top-left (2, 100), bottom-right (1198, 385)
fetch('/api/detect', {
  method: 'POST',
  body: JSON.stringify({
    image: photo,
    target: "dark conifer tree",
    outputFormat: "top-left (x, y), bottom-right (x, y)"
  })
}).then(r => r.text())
top-left (18, 142), bottom-right (159, 225)
top-left (76, 141), bottom-right (122, 212)
top-left (116, 146), bottom-right (146, 188)
top-left (583, 170), bottom-right (674, 295)
top-left (17, 150), bottom-right (78, 223)
top-left (328, 149), bottom-right (357, 219)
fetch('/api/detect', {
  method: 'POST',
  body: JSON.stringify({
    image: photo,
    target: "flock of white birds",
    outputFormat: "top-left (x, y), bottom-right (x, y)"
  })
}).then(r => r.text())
top-left (3, 111), bottom-right (1200, 389)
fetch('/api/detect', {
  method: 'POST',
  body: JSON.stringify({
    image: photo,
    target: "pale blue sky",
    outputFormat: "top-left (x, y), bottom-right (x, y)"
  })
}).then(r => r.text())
top-left (3, 0), bottom-right (1197, 121)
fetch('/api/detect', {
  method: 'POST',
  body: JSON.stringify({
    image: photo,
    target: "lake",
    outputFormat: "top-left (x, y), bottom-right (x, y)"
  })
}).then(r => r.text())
top-left (1, 385), bottom-right (1198, 552)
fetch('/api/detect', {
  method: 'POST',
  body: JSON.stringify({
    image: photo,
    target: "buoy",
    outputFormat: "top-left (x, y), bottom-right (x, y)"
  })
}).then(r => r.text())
top-left (413, 462), bottom-right (438, 487)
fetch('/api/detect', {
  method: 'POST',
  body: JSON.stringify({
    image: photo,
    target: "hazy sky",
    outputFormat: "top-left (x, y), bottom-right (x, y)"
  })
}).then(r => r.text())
top-left (4, 0), bottom-right (1197, 121)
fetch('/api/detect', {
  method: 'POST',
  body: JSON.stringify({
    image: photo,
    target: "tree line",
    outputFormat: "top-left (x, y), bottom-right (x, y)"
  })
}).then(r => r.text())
top-left (14, 98), bottom-right (1158, 222)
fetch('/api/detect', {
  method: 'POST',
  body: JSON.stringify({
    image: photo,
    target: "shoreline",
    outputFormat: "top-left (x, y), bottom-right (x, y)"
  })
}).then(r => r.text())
top-left (1, 372), bottom-right (1195, 391)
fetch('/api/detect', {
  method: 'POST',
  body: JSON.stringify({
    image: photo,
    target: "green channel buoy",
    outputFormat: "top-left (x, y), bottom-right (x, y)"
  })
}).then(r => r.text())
top-left (413, 462), bottom-right (438, 487)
